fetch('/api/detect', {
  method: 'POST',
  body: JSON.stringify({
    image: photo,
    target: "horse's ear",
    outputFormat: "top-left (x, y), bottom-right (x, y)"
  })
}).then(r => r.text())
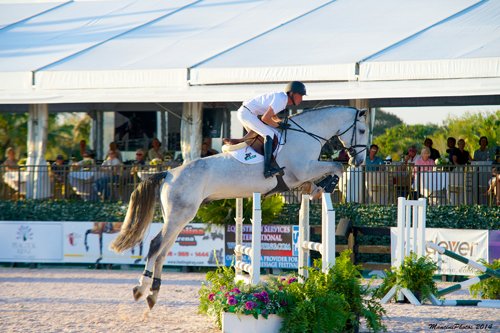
top-left (358, 109), bottom-right (367, 118)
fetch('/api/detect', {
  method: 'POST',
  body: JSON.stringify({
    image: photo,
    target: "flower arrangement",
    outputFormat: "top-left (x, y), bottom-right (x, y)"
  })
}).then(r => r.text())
top-left (435, 157), bottom-right (450, 165)
top-left (199, 251), bottom-right (386, 333)
top-left (149, 158), bottom-right (163, 166)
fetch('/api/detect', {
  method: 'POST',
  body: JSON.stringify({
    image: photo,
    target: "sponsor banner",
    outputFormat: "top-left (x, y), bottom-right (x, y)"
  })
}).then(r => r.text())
top-left (391, 228), bottom-right (489, 275)
top-left (489, 230), bottom-right (500, 263)
top-left (0, 221), bottom-right (224, 266)
top-left (0, 221), bottom-right (63, 262)
top-left (225, 224), bottom-right (298, 269)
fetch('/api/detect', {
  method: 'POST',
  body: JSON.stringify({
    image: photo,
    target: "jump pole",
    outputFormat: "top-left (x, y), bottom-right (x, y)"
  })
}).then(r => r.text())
top-left (426, 241), bottom-right (500, 308)
top-left (234, 193), bottom-right (261, 285)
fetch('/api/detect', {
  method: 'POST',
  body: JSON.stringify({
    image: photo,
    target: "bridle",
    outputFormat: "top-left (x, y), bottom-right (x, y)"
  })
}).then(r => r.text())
top-left (283, 108), bottom-right (367, 160)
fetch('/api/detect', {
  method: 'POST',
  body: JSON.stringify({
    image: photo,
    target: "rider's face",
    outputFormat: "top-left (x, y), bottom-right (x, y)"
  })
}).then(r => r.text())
top-left (291, 93), bottom-right (303, 105)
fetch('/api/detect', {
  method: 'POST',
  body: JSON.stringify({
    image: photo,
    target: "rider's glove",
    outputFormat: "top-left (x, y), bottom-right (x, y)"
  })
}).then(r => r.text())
top-left (277, 122), bottom-right (290, 130)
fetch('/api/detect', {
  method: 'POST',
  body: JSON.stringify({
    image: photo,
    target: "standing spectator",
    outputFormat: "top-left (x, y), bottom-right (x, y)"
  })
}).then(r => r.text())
top-left (446, 137), bottom-right (459, 164)
top-left (106, 141), bottom-right (122, 162)
top-left (365, 144), bottom-right (384, 170)
top-left (2, 147), bottom-right (18, 170)
top-left (423, 138), bottom-right (440, 161)
top-left (94, 150), bottom-right (123, 200)
top-left (453, 139), bottom-right (472, 165)
top-left (51, 155), bottom-right (66, 182)
top-left (148, 138), bottom-right (166, 161)
top-left (473, 136), bottom-right (492, 161)
top-left (404, 145), bottom-right (420, 164)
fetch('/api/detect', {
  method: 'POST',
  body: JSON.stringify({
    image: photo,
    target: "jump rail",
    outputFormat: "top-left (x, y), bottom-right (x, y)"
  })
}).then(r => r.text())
top-left (298, 193), bottom-right (335, 280)
top-left (234, 193), bottom-right (261, 285)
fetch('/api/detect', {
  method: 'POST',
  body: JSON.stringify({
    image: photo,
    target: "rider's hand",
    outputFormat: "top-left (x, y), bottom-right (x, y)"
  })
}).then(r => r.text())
top-left (277, 122), bottom-right (290, 130)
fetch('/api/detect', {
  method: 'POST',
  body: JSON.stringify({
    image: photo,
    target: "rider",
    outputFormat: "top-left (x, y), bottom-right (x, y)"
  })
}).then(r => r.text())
top-left (237, 81), bottom-right (306, 178)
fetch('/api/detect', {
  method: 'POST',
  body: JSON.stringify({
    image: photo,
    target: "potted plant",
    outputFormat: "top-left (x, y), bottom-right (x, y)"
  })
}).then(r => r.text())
top-left (199, 251), bottom-right (386, 333)
top-left (375, 252), bottom-right (438, 303)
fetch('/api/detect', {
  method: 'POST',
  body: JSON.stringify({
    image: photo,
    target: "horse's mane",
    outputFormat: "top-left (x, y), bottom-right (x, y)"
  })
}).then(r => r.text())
top-left (289, 105), bottom-right (358, 119)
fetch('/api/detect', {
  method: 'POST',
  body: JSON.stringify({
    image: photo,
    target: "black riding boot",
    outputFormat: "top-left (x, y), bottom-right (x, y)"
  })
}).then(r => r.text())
top-left (263, 135), bottom-right (284, 178)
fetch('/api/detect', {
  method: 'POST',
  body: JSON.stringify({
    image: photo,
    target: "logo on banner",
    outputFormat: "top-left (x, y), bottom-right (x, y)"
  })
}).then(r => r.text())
top-left (292, 226), bottom-right (299, 257)
top-left (67, 232), bottom-right (82, 246)
top-left (13, 225), bottom-right (36, 256)
top-left (16, 225), bottom-right (33, 242)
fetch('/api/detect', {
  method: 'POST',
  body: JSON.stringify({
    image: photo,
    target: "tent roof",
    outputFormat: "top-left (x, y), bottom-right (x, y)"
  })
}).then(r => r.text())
top-left (0, 0), bottom-right (499, 104)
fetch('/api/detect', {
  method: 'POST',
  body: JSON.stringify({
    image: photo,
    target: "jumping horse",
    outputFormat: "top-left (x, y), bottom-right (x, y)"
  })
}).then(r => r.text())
top-left (110, 106), bottom-right (368, 309)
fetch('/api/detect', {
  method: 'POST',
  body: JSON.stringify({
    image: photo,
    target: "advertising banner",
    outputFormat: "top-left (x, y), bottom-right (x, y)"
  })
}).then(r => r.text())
top-left (0, 222), bottom-right (63, 262)
top-left (225, 224), bottom-right (298, 269)
top-left (0, 221), bottom-right (224, 266)
top-left (390, 228), bottom-right (490, 275)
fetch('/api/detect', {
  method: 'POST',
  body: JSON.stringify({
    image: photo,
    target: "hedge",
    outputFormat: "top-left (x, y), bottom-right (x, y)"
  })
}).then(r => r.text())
top-left (0, 200), bottom-right (498, 230)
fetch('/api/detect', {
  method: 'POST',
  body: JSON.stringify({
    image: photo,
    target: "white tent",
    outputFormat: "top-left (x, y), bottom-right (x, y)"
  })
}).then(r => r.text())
top-left (0, 0), bottom-right (499, 104)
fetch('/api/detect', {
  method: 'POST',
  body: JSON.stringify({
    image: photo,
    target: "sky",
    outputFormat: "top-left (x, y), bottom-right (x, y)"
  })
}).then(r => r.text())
top-left (380, 105), bottom-right (499, 125)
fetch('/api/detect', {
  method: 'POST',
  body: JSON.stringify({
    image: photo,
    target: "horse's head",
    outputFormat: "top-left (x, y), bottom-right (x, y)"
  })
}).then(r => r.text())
top-left (337, 109), bottom-right (368, 167)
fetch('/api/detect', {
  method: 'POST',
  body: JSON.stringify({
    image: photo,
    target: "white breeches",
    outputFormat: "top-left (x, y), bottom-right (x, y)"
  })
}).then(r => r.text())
top-left (237, 106), bottom-right (276, 139)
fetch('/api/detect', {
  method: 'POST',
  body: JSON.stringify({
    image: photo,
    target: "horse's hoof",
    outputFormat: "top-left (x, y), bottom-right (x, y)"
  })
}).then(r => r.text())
top-left (132, 286), bottom-right (142, 301)
top-left (146, 295), bottom-right (156, 310)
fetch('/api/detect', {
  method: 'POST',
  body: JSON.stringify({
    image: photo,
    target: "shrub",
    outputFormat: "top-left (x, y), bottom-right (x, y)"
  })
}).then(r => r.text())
top-left (469, 259), bottom-right (500, 300)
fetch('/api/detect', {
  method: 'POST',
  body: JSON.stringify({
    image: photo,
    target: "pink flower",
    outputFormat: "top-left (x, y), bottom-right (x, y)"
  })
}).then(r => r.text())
top-left (245, 301), bottom-right (256, 310)
top-left (227, 296), bottom-right (237, 306)
top-left (230, 288), bottom-right (241, 294)
top-left (287, 277), bottom-right (298, 284)
top-left (208, 293), bottom-right (215, 302)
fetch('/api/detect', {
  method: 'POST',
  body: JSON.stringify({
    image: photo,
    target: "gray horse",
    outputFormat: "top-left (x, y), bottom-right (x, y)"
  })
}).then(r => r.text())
top-left (111, 105), bottom-right (368, 309)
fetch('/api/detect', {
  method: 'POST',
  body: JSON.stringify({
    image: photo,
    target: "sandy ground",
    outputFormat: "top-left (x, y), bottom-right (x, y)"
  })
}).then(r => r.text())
top-left (0, 268), bottom-right (498, 333)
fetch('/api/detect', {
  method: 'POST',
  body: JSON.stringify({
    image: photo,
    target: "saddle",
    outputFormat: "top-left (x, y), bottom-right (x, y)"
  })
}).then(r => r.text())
top-left (223, 130), bottom-right (279, 155)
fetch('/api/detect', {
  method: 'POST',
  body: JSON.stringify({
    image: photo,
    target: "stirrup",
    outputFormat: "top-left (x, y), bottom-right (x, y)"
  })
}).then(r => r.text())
top-left (264, 166), bottom-right (285, 179)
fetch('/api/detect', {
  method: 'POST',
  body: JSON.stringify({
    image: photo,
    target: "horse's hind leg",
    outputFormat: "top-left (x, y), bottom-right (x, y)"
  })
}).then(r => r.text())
top-left (146, 247), bottom-right (168, 310)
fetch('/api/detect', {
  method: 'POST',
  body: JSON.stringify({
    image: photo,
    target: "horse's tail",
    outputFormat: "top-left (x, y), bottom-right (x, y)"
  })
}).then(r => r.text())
top-left (110, 172), bottom-right (168, 253)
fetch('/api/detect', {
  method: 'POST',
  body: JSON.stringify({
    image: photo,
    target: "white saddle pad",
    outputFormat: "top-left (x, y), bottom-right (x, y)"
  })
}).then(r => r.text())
top-left (222, 145), bottom-right (264, 164)
top-left (222, 132), bottom-right (283, 165)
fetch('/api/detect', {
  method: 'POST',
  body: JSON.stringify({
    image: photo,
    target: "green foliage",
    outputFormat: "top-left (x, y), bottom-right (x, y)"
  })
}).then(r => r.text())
top-left (469, 259), bottom-right (500, 300)
top-left (375, 252), bottom-right (438, 303)
top-left (195, 194), bottom-right (285, 224)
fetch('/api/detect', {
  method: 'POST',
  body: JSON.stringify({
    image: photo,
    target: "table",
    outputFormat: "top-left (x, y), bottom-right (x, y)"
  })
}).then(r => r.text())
top-left (68, 170), bottom-right (96, 200)
top-left (415, 171), bottom-right (449, 204)
top-left (3, 171), bottom-right (28, 194)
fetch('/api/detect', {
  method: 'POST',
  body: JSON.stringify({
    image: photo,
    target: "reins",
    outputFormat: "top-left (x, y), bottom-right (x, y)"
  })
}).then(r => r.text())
top-left (279, 108), bottom-right (367, 160)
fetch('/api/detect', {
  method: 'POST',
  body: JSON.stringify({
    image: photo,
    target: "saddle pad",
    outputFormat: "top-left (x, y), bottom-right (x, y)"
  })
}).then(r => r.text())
top-left (223, 145), bottom-right (263, 164)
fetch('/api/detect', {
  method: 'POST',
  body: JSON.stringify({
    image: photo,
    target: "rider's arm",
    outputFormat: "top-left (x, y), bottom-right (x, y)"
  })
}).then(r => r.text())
top-left (261, 107), bottom-right (281, 128)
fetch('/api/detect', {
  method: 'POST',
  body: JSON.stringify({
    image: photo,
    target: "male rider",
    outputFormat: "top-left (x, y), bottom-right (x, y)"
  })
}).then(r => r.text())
top-left (237, 81), bottom-right (306, 178)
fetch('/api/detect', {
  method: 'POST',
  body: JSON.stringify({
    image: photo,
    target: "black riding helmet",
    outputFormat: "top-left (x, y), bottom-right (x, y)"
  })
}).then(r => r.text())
top-left (285, 81), bottom-right (306, 96)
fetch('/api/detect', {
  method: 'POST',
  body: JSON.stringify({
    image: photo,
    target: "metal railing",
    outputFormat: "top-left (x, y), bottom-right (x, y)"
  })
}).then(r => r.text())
top-left (0, 163), bottom-right (498, 206)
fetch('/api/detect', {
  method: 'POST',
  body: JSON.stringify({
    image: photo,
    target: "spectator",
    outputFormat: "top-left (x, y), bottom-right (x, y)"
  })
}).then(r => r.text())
top-left (2, 147), bottom-right (18, 170)
top-left (106, 141), bottom-right (122, 162)
top-left (473, 136), bottom-right (492, 161)
top-left (148, 138), bottom-right (166, 161)
top-left (130, 149), bottom-right (147, 177)
top-left (94, 150), bottom-right (123, 200)
top-left (51, 154), bottom-right (66, 182)
top-left (76, 151), bottom-right (96, 170)
top-left (446, 137), bottom-right (459, 164)
top-left (423, 138), bottom-right (440, 161)
top-left (201, 142), bottom-right (219, 158)
top-left (453, 139), bottom-right (472, 165)
top-left (414, 147), bottom-right (435, 174)
top-left (404, 145), bottom-right (420, 164)
top-left (365, 144), bottom-right (384, 170)
top-left (487, 167), bottom-right (499, 205)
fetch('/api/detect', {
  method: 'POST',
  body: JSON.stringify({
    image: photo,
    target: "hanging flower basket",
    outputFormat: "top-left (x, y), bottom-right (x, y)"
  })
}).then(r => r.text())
top-left (222, 312), bottom-right (283, 333)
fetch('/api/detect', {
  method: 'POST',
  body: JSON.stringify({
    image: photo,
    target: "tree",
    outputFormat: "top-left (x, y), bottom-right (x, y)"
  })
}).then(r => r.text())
top-left (372, 109), bottom-right (403, 137)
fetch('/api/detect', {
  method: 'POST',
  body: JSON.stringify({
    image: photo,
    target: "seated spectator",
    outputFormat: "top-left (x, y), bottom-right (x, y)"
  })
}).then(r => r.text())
top-left (424, 138), bottom-right (440, 161)
top-left (453, 139), bottom-right (472, 165)
top-left (365, 144), bottom-right (384, 170)
top-left (2, 147), bottom-right (18, 170)
top-left (446, 137), bottom-right (459, 164)
top-left (414, 147), bottom-right (435, 174)
top-left (404, 145), bottom-right (420, 164)
top-left (473, 136), bottom-right (492, 161)
top-left (130, 149), bottom-right (147, 177)
top-left (148, 138), bottom-right (166, 161)
top-left (75, 151), bottom-right (96, 170)
top-left (105, 141), bottom-right (122, 162)
top-left (201, 142), bottom-right (219, 158)
top-left (93, 150), bottom-right (123, 200)
top-left (51, 155), bottom-right (66, 182)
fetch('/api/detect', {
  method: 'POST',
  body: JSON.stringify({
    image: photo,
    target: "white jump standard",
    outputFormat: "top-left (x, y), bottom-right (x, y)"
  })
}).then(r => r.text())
top-left (298, 193), bottom-right (335, 279)
top-left (234, 193), bottom-right (262, 285)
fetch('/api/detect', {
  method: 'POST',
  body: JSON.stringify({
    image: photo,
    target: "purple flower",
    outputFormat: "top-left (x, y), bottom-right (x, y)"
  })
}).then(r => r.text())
top-left (254, 291), bottom-right (269, 303)
top-left (287, 277), bottom-right (298, 284)
top-left (230, 288), bottom-right (241, 294)
top-left (208, 293), bottom-right (215, 302)
top-left (245, 301), bottom-right (256, 310)
top-left (227, 296), bottom-right (238, 306)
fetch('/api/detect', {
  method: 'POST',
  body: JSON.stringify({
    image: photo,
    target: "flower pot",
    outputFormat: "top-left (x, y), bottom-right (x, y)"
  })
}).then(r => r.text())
top-left (222, 312), bottom-right (283, 333)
